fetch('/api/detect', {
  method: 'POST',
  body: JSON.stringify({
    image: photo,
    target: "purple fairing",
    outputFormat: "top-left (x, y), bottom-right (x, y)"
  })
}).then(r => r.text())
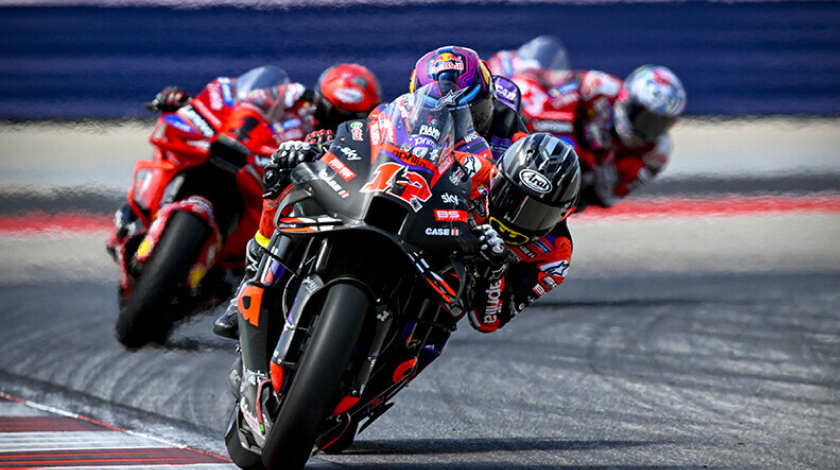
top-left (492, 76), bottom-right (522, 112)
top-left (487, 134), bottom-right (515, 161)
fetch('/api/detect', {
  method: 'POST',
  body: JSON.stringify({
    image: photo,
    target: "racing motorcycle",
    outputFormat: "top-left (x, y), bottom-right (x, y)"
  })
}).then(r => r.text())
top-left (109, 66), bottom-right (308, 349)
top-left (224, 83), bottom-right (487, 469)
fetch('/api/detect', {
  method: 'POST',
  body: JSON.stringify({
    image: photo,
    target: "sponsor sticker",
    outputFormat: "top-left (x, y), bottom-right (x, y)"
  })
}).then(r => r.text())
top-left (425, 227), bottom-right (461, 236)
top-left (335, 87), bottom-right (364, 104)
top-left (519, 169), bottom-right (552, 194)
top-left (339, 146), bottom-right (361, 161)
top-left (429, 52), bottom-right (465, 75)
top-left (441, 193), bottom-right (460, 205)
top-left (182, 106), bottom-right (215, 138)
top-left (324, 176), bottom-right (350, 198)
top-left (323, 153), bottom-right (357, 182)
top-left (434, 209), bottom-right (468, 223)
top-left (539, 260), bottom-right (570, 278)
top-left (484, 279), bottom-right (504, 323)
top-left (419, 125), bottom-right (441, 140)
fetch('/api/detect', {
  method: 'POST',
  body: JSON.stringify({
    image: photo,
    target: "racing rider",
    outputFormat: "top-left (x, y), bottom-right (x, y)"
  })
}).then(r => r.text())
top-left (107, 65), bottom-right (312, 261)
top-left (210, 63), bottom-right (383, 338)
top-left (409, 45), bottom-right (530, 160)
top-left (460, 132), bottom-right (580, 333)
top-left (508, 64), bottom-right (686, 209)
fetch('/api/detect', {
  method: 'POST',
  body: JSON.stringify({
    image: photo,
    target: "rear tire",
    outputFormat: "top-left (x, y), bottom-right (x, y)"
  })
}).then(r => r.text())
top-left (115, 211), bottom-right (209, 349)
top-left (261, 283), bottom-right (370, 470)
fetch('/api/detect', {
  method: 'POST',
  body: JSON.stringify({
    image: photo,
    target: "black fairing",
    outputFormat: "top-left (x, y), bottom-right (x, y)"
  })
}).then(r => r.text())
top-left (287, 119), bottom-right (477, 257)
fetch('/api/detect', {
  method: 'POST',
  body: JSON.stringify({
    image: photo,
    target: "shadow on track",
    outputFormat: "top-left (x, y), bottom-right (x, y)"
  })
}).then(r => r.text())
top-left (347, 438), bottom-right (670, 455)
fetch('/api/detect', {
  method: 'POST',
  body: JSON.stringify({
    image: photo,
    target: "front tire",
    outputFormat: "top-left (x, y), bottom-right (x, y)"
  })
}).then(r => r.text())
top-left (261, 283), bottom-right (370, 470)
top-left (115, 210), bottom-right (209, 348)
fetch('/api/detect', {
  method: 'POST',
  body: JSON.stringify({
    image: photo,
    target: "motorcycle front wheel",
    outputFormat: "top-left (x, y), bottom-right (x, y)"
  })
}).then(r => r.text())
top-left (260, 283), bottom-right (370, 470)
top-left (115, 210), bottom-right (209, 349)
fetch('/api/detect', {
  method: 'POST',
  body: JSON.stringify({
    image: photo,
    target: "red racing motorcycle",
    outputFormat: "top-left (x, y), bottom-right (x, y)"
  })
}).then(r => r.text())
top-left (108, 66), bottom-right (308, 348)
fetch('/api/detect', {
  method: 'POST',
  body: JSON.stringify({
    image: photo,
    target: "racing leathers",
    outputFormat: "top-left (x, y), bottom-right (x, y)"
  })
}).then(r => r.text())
top-left (510, 68), bottom-right (672, 209)
top-left (456, 152), bottom-right (573, 333)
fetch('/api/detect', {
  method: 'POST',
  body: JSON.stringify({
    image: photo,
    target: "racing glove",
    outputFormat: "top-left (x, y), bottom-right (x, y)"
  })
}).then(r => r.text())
top-left (145, 86), bottom-right (191, 113)
top-left (262, 141), bottom-right (320, 199)
top-left (473, 224), bottom-right (508, 282)
top-left (304, 129), bottom-right (335, 151)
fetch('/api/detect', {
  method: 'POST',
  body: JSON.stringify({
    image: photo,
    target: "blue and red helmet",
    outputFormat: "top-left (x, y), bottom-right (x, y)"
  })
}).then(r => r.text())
top-left (614, 65), bottom-right (686, 147)
top-left (410, 46), bottom-right (495, 135)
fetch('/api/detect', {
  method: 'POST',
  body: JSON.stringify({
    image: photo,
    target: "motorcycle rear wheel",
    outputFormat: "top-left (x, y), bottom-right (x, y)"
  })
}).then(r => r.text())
top-left (261, 283), bottom-right (370, 470)
top-left (115, 210), bottom-right (209, 349)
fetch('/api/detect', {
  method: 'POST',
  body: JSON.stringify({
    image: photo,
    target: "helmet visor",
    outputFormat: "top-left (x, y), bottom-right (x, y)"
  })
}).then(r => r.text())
top-left (616, 95), bottom-right (677, 144)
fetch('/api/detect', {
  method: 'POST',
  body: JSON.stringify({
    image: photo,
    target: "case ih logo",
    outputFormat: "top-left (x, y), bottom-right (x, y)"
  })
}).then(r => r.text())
top-left (362, 162), bottom-right (432, 211)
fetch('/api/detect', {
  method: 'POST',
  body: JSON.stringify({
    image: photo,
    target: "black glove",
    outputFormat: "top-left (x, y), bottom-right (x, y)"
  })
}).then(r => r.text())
top-left (145, 86), bottom-right (191, 113)
top-left (473, 224), bottom-right (508, 282)
top-left (262, 141), bottom-right (320, 199)
top-left (304, 129), bottom-right (335, 151)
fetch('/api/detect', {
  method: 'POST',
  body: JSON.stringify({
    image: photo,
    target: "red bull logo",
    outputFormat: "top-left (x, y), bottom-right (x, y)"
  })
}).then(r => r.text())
top-left (429, 52), bottom-right (465, 75)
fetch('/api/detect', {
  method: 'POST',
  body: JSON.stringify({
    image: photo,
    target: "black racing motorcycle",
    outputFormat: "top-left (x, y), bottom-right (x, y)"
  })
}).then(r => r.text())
top-left (224, 83), bottom-right (488, 469)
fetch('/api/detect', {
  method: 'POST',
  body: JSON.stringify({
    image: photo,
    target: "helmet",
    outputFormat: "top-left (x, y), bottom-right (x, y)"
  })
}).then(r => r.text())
top-left (515, 35), bottom-right (570, 72)
top-left (235, 65), bottom-right (292, 121)
top-left (614, 65), bottom-right (686, 147)
top-left (488, 133), bottom-right (580, 245)
top-left (410, 46), bottom-right (494, 136)
top-left (313, 63), bottom-right (382, 132)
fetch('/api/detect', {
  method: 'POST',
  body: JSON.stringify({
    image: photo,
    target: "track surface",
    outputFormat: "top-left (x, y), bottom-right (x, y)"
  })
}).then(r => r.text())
top-left (0, 121), bottom-right (839, 469)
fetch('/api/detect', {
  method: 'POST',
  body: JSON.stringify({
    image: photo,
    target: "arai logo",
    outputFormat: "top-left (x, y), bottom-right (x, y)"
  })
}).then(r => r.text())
top-left (519, 169), bottom-right (552, 194)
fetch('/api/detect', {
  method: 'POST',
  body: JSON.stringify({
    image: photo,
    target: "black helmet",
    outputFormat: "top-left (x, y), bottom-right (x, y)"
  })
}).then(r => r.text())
top-left (488, 133), bottom-right (580, 245)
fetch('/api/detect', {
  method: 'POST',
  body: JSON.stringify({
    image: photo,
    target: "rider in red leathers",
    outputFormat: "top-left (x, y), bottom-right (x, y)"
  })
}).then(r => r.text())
top-left (456, 133), bottom-right (580, 333)
top-left (507, 65), bottom-right (686, 210)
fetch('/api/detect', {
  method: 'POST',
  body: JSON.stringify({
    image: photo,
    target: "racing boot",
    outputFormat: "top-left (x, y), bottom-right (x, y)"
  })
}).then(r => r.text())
top-left (237, 280), bottom-right (276, 441)
top-left (213, 239), bottom-right (263, 339)
top-left (213, 299), bottom-right (242, 339)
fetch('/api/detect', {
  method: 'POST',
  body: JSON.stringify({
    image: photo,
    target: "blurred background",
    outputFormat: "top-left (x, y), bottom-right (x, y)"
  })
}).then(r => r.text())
top-left (0, 0), bottom-right (838, 119)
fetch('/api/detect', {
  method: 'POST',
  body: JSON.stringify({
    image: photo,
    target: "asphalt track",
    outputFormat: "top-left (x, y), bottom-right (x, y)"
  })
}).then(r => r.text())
top-left (0, 119), bottom-right (839, 469)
